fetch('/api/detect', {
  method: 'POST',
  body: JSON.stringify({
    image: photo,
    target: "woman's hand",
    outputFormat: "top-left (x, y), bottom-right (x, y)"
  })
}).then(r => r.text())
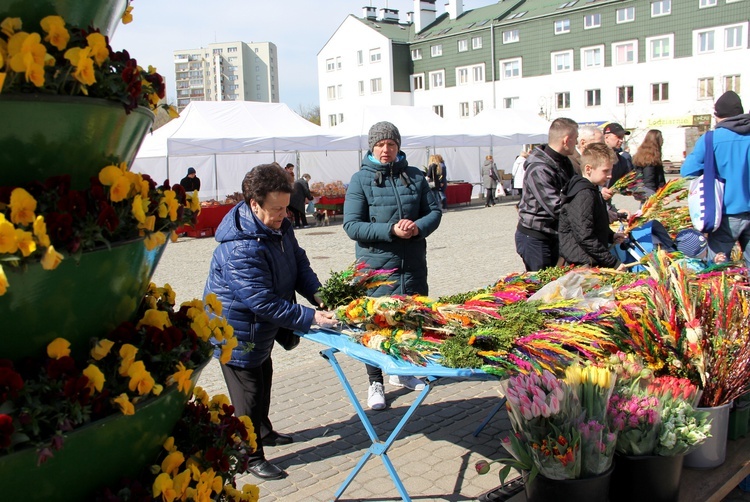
top-left (392, 219), bottom-right (418, 238)
top-left (314, 310), bottom-right (338, 328)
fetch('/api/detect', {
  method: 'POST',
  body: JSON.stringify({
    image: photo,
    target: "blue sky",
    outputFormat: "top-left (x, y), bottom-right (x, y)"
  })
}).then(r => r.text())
top-left (112, 0), bottom-right (484, 112)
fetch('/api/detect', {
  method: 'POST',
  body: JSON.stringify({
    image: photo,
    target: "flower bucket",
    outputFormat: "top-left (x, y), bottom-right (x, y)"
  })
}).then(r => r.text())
top-left (0, 95), bottom-right (154, 189)
top-left (0, 237), bottom-right (167, 362)
top-left (0, 359), bottom-right (207, 502)
top-left (0, 0), bottom-right (128, 37)
top-left (524, 465), bottom-right (613, 502)
top-left (684, 402), bottom-right (732, 469)
top-left (609, 454), bottom-right (684, 502)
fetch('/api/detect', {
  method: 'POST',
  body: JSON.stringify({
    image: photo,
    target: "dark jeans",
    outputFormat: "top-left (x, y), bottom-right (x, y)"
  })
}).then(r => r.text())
top-left (485, 188), bottom-right (496, 206)
top-left (221, 358), bottom-right (274, 462)
top-left (366, 363), bottom-right (383, 385)
top-left (515, 229), bottom-right (558, 272)
top-left (289, 207), bottom-right (307, 228)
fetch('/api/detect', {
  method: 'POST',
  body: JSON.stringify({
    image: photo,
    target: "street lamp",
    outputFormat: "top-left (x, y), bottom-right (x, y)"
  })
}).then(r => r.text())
top-left (537, 96), bottom-right (551, 121)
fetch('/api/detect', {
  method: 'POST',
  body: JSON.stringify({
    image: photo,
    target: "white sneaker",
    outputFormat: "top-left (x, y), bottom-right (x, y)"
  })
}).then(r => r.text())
top-left (388, 375), bottom-right (425, 391)
top-left (367, 382), bottom-right (386, 410)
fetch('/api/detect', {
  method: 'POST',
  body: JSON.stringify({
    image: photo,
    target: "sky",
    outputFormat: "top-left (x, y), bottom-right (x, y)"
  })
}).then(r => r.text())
top-left (112, 0), bottom-right (486, 113)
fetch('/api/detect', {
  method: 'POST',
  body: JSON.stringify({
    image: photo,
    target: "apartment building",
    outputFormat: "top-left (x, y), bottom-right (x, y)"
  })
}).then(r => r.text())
top-left (174, 41), bottom-right (279, 112)
top-left (318, 0), bottom-right (748, 159)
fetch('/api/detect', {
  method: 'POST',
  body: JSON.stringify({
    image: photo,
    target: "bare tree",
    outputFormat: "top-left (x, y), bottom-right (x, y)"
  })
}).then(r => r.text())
top-left (297, 104), bottom-right (320, 126)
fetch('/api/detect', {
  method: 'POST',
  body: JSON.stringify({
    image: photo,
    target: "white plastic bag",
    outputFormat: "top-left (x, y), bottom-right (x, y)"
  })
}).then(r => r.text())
top-left (495, 184), bottom-right (506, 198)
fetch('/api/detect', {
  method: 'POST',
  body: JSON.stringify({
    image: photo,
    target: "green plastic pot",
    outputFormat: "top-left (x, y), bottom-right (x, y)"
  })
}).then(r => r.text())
top-left (0, 237), bottom-right (167, 362)
top-left (0, 360), bottom-right (208, 502)
top-left (0, 95), bottom-right (154, 189)
top-left (0, 0), bottom-right (128, 36)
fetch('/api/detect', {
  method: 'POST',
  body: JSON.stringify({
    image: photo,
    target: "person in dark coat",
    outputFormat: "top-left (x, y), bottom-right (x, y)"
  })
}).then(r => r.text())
top-left (180, 167), bottom-right (200, 192)
top-left (204, 163), bottom-right (337, 480)
top-left (289, 173), bottom-right (312, 228)
top-left (343, 121), bottom-right (442, 410)
top-left (558, 143), bottom-right (626, 269)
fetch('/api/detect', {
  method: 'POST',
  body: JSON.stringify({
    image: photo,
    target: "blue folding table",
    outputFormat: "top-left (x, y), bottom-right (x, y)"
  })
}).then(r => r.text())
top-left (300, 329), bottom-right (496, 502)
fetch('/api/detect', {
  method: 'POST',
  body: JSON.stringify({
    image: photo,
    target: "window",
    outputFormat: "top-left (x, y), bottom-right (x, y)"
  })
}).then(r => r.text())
top-left (457, 67), bottom-right (469, 85)
top-left (581, 46), bottom-right (603, 69)
top-left (651, 0), bottom-right (671, 16)
top-left (459, 102), bottom-right (470, 118)
top-left (370, 48), bottom-right (381, 63)
top-left (503, 29), bottom-right (519, 44)
top-left (228, 47), bottom-right (237, 53)
top-left (584, 13), bottom-right (601, 29)
top-left (472, 36), bottom-right (483, 49)
top-left (648, 35), bottom-right (672, 60)
top-left (585, 89), bottom-right (601, 107)
top-left (411, 48), bottom-right (422, 60)
top-left (617, 85), bottom-right (634, 104)
top-left (458, 39), bottom-right (468, 52)
top-left (725, 26), bottom-right (743, 50)
top-left (699, 0), bottom-right (717, 7)
top-left (357, 50), bottom-right (363, 65)
top-left (370, 78), bottom-right (382, 93)
top-left (652, 82), bottom-right (669, 102)
top-left (616, 7), bottom-right (635, 23)
top-left (725, 75), bottom-right (741, 93)
top-left (503, 97), bottom-right (519, 109)
top-left (473, 100), bottom-right (484, 115)
top-left (326, 86), bottom-right (335, 100)
top-left (328, 114), bottom-right (338, 127)
top-left (336, 57), bottom-right (342, 70)
top-left (554, 19), bottom-right (571, 34)
top-left (358, 80), bottom-right (365, 96)
top-left (411, 74), bottom-right (424, 91)
top-left (698, 77), bottom-right (714, 99)
top-left (613, 41), bottom-right (637, 65)
top-left (555, 92), bottom-right (571, 109)
top-left (501, 58), bottom-right (522, 79)
top-left (552, 50), bottom-right (573, 72)
top-left (429, 70), bottom-right (445, 88)
top-left (433, 105), bottom-right (443, 117)
top-left (431, 44), bottom-right (443, 57)
top-left (473, 64), bottom-right (484, 83)
top-left (697, 30), bottom-right (714, 53)
top-left (337, 84), bottom-right (342, 98)
top-left (326, 59), bottom-right (335, 72)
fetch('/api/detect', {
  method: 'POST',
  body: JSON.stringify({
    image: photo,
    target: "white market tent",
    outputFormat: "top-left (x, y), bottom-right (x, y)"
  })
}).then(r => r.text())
top-left (133, 101), bottom-right (549, 200)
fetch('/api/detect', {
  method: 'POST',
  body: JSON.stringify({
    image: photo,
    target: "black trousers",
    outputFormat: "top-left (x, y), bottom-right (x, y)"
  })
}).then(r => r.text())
top-left (289, 207), bottom-right (308, 228)
top-left (485, 188), bottom-right (496, 206)
top-left (221, 358), bottom-right (275, 462)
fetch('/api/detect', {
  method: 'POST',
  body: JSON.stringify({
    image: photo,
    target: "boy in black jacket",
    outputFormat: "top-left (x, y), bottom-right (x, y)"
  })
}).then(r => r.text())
top-left (559, 143), bottom-right (626, 269)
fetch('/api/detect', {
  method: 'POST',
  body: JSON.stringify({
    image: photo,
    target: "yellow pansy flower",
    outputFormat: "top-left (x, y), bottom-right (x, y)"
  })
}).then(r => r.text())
top-left (47, 337), bottom-right (70, 359)
top-left (204, 293), bottom-right (222, 315)
top-left (8, 32), bottom-right (45, 69)
top-left (40, 15), bottom-right (70, 51)
top-left (33, 215), bottom-right (50, 247)
top-left (167, 105), bottom-right (180, 119)
top-left (0, 215), bottom-right (18, 254)
top-left (25, 62), bottom-right (45, 87)
top-left (86, 32), bottom-right (108, 66)
top-left (163, 436), bottom-right (176, 453)
top-left (161, 450), bottom-right (185, 476)
top-left (152, 472), bottom-right (176, 501)
top-left (14, 229), bottom-right (35, 257)
top-left (209, 394), bottom-right (230, 410)
top-left (83, 364), bottom-right (105, 393)
top-left (131, 194), bottom-right (147, 223)
top-left (169, 230), bottom-right (178, 243)
top-left (114, 393), bottom-right (135, 415)
top-left (220, 336), bottom-right (238, 365)
top-left (168, 362), bottom-right (193, 394)
top-left (90, 338), bottom-right (115, 361)
top-left (127, 360), bottom-right (155, 395)
top-left (191, 314), bottom-right (212, 342)
top-left (137, 178), bottom-right (150, 199)
top-left (40, 245), bottom-right (63, 270)
top-left (172, 470), bottom-right (192, 500)
top-left (137, 308), bottom-right (171, 330)
top-left (118, 343), bottom-right (138, 376)
top-left (145, 231), bottom-right (166, 250)
top-left (122, 5), bottom-right (134, 24)
top-left (109, 173), bottom-right (133, 203)
top-left (193, 386), bottom-right (209, 406)
top-left (63, 46), bottom-right (96, 86)
top-left (98, 163), bottom-right (125, 186)
top-left (238, 415), bottom-right (257, 450)
top-left (162, 283), bottom-right (176, 304)
top-left (188, 191), bottom-right (201, 213)
top-left (0, 17), bottom-right (21, 37)
top-left (0, 264), bottom-right (7, 296)
top-left (152, 383), bottom-right (163, 396)
top-left (9, 187), bottom-right (37, 225)
top-left (138, 214), bottom-right (156, 232)
top-left (0, 72), bottom-right (6, 90)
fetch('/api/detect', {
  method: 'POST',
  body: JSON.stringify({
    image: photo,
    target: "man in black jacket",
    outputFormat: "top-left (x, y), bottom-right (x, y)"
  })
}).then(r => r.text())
top-left (515, 117), bottom-right (578, 271)
top-left (179, 167), bottom-right (200, 192)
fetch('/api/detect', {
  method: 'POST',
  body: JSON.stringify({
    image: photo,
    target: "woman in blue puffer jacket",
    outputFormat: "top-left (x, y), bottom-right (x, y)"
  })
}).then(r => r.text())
top-left (204, 163), bottom-right (337, 480)
top-left (343, 121), bottom-right (442, 411)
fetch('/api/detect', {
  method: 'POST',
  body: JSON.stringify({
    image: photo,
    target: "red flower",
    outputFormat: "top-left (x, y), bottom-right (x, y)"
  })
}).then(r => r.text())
top-left (45, 212), bottom-right (74, 244)
top-left (44, 175), bottom-right (72, 197)
top-left (96, 202), bottom-right (119, 233)
top-left (46, 356), bottom-right (78, 380)
top-left (0, 366), bottom-right (24, 401)
top-left (0, 414), bottom-right (15, 448)
top-left (57, 190), bottom-right (89, 219)
top-left (204, 446), bottom-right (230, 472)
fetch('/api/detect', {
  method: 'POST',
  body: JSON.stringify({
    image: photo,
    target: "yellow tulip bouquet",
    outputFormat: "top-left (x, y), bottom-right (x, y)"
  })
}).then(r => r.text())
top-left (0, 15), bottom-right (177, 116)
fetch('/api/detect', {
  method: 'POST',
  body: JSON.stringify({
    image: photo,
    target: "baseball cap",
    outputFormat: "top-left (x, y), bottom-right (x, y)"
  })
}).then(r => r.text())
top-left (675, 229), bottom-right (708, 258)
top-left (603, 123), bottom-right (630, 137)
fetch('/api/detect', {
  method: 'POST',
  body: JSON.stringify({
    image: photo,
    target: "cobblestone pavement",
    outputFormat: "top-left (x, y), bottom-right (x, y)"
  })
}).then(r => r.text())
top-left (151, 194), bottom-right (749, 501)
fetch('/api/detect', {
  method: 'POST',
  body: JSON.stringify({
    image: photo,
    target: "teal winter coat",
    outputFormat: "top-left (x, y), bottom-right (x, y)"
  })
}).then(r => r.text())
top-left (343, 152), bottom-right (442, 296)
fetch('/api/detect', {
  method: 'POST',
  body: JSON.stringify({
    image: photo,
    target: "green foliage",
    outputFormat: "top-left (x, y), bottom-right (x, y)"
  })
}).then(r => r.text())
top-left (317, 269), bottom-right (363, 309)
top-left (437, 287), bottom-right (490, 304)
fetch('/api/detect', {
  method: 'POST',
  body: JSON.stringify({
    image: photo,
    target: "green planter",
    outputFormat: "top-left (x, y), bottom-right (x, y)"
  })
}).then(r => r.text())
top-left (0, 95), bottom-right (154, 189)
top-left (0, 360), bottom-right (207, 502)
top-left (0, 237), bottom-right (167, 362)
top-left (0, 0), bottom-right (128, 36)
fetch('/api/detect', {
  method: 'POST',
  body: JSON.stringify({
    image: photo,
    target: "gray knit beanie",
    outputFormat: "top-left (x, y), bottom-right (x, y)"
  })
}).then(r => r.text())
top-left (368, 121), bottom-right (401, 152)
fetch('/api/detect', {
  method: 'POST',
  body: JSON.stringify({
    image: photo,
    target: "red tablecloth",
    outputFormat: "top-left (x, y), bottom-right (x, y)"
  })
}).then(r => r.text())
top-left (445, 183), bottom-right (472, 206)
top-left (178, 203), bottom-right (236, 238)
top-left (315, 196), bottom-right (345, 213)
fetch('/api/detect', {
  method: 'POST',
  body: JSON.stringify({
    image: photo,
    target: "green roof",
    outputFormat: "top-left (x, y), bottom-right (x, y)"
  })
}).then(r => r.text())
top-left (355, 17), bottom-right (414, 43)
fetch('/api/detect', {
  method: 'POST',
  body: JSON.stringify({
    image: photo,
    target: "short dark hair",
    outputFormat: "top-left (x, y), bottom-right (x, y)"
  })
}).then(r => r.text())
top-left (242, 163), bottom-right (293, 206)
top-left (285, 163), bottom-right (295, 169)
top-left (548, 117), bottom-right (578, 144)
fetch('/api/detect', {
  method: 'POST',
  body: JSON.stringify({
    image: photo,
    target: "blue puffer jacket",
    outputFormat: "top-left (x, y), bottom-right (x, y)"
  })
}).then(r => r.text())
top-left (343, 152), bottom-right (442, 296)
top-left (204, 201), bottom-right (321, 368)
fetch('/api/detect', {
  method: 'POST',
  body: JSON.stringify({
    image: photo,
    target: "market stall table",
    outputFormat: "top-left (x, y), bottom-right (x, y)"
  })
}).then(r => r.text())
top-left (300, 328), bottom-right (494, 502)
top-left (315, 196), bottom-right (345, 221)
top-left (445, 182), bottom-right (472, 206)
top-left (177, 203), bottom-right (236, 238)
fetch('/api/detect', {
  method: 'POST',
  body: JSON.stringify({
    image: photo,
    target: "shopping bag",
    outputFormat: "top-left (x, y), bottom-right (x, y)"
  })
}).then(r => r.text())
top-left (495, 184), bottom-right (506, 198)
top-left (687, 131), bottom-right (724, 233)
